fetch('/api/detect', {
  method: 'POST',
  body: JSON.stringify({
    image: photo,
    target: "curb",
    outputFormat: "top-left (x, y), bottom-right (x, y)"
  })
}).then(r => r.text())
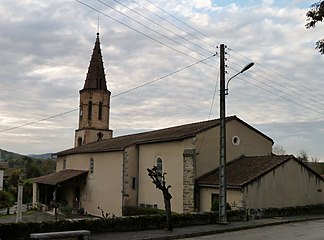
top-left (138, 216), bottom-right (324, 240)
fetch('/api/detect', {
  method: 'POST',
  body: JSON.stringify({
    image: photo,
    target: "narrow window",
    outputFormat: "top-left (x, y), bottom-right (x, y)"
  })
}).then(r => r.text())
top-left (156, 157), bottom-right (163, 182)
top-left (211, 193), bottom-right (219, 211)
top-left (88, 101), bottom-right (92, 120)
top-left (98, 102), bottom-right (103, 120)
top-left (77, 137), bottom-right (82, 146)
top-left (131, 177), bottom-right (136, 190)
top-left (63, 159), bottom-right (66, 170)
top-left (79, 104), bottom-right (83, 119)
top-left (90, 158), bottom-right (94, 174)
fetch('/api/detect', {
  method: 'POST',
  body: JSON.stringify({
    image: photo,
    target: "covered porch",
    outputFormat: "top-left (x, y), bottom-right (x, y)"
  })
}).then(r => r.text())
top-left (32, 169), bottom-right (88, 212)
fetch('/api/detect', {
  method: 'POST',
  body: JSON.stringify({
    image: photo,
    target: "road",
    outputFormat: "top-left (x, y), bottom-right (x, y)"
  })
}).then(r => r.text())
top-left (182, 219), bottom-right (324, 240)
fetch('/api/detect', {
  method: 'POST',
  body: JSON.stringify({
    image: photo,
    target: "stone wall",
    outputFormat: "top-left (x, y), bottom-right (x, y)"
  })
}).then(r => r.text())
top-left (183, 149), bottom-right (196, 212)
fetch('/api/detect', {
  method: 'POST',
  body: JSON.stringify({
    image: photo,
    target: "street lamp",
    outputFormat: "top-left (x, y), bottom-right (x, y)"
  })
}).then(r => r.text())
top-left (219, 44), bottom-right (254, 224)
top-left (225, 62), bottom-right (254, 95)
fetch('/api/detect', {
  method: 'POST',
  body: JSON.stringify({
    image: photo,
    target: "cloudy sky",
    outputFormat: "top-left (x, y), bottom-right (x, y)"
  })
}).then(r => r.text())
top-left (0, 0), bottom-right (323, 160)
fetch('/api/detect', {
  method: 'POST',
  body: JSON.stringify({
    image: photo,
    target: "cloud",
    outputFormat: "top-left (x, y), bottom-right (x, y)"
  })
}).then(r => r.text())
top-left (0, 0), bottom-right (323, 159)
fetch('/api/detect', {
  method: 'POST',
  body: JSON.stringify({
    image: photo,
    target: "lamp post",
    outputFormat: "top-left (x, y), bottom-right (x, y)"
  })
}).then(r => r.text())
top-left (219, 44), bottom-right (254, 223)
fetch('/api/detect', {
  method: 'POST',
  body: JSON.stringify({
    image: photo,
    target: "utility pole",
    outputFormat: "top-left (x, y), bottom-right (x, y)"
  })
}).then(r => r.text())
top-left (16, 175), bottom-right (24, 222)
top-left (219, 43), bottom-right (227, 223)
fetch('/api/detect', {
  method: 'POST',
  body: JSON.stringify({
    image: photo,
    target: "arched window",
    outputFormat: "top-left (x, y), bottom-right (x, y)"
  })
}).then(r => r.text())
top-left (156, 157), bottom-right (163, 182)
top-left (88, 101), bottom-right (92, 120)
top-left (90, 158), bottom-right (94, 174)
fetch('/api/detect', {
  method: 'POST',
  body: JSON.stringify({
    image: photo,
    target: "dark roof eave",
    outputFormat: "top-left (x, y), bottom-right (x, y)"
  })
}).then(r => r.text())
top-left (135, 134), bottom-right (196, 146)
top-left (56, 147), bottom-right (124, 157)
top-left (56, 134), bottom-right (197, 157)
top-left (197, 183), bottom-right (242, 190)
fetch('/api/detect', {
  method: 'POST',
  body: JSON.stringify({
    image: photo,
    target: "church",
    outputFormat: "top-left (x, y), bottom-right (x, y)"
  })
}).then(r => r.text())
top-left (32, 33), bottom-right (324, 217)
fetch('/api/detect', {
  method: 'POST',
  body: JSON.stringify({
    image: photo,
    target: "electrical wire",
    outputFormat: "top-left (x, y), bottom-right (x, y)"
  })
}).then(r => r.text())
top-left (109, 0), bottom-right (212, 55)
top-left (76, 1), bottom-right (216, 69)
top-left (139, 1), bottom-right (324, 109)
top-left (0, 54), bottom-right (216, 133)
top-left (2, 1), bottom-right (323, 134)
top-left (94, 0), bottom-right (217, 69)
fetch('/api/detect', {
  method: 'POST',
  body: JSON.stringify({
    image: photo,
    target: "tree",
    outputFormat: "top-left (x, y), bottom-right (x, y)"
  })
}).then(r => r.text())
top-left (147, 166), bottom-right (173, 231)
top-left (306, 1), bottom-right (324, 54)
top-left (272, 144), bottom-right (287, 155)
top-left (297, 150), bottom-right (309, 162)
top-left (311, 156), bottom-right (320, 162)
top-left (0, 190), bottom-right (14, 214)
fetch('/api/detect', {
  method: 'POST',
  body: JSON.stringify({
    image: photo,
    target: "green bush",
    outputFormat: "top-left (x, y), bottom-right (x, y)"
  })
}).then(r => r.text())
top-left (122, 206), bottom-right (166, 216)
top-left (0, 190), bottom-right (14, 209)
top-left (1, 204), bottom-right (324, 240)
top-left (59, 205), bottom-right (73, 218)
top-left (211, 200), bottom-right (231, 211)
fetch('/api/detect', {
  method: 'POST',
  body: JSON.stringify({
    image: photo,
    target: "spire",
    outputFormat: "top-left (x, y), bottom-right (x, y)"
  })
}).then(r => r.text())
top-left (82, 33), bottom-right (108, 91)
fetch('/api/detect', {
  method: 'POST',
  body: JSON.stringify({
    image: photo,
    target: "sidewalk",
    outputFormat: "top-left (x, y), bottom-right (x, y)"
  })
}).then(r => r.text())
top-left (90, 215), bottom-right (324, 240)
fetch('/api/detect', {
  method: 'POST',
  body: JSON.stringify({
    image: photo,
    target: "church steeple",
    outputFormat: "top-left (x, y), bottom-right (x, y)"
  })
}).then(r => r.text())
top-left (82, 33), bottom-right (108, 91)
top-left (75, 33), bottom-right (113, 147)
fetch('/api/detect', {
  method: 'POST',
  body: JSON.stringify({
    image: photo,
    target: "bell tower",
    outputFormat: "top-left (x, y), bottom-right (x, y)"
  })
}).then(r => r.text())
top-left (75, 33), bottom-right (113, 147)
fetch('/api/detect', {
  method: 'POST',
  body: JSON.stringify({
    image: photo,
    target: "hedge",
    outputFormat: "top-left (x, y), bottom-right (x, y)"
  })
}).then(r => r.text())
top-left (1, 204), bottom-right (324, 240)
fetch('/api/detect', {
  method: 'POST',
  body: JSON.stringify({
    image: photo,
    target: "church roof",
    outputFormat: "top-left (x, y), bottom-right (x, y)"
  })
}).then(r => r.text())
top-left (81, 33), bottom-right (108, 91)
top-left (196, 155), bottom-right (323, 189)
top-left (56, 116), bottom-right (273, 156)
top-left (32, 169), bottom-right (88, 186)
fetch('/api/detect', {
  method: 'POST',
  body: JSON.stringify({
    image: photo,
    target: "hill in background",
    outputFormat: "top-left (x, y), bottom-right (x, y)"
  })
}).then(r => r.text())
top-left (0, 148), bottom-right (24, 161)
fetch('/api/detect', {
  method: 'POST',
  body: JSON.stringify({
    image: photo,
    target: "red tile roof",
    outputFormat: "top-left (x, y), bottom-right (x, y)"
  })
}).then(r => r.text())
top-left (32, 169), bottom-right (88, 186)
top-left (196, 155), bottom-right (323, 189)
top-left (56, 116), bottom-right (273, 156)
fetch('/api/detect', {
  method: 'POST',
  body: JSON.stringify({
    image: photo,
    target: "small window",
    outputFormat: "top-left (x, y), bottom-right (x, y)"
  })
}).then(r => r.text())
top-left (88, 101), bottom-right (92, 120)
top-left (90, 158), bottom-right (94, 174)
top-left (98, 102), bottom-right (103, 120)
top-left (232, 136), bottom-right (240, 146)
top-left (77, 137), bottom-right (82, 146)
top-left (211, 193), bottom-right (219, 205)
top-left (97, 132), bottom-right (103, 141)
top-left (131, 177), bottom-right (136, 190)
top-left (63, 159), bottom-right (66, 170)
top-left (156, 157), bottom-right (163, 182)
top-left (79, 106), bottom-right (83, 118)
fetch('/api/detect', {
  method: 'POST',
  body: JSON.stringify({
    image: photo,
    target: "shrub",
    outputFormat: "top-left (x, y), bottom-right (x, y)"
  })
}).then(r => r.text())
top-left (122, 206), bottom-right (166, 216)
top-left (211, 200), bottom-right (231, 211)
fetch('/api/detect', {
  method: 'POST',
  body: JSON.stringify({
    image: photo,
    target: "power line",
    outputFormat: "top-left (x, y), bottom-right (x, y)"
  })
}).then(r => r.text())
top-left (245, 81), bottom-right (324, 116)
top-left (144, 0), bottom-right (220, 46)
top-left (0, 54), bottom-right (216, 133)
top-left (109, 0), bottom-right (212, 55)
top-left (112, 54), bottom-right (216, 98)
top-left (139, 1), bottom-right (324, 113)
top-left (88, 0), bottom-right (324, 112)
top-left (77, 0), bottom-right (218, 70)
top-left (129, 0), bottom-right (216, 50)
top-left (0, 109), bottom-right (79, 133)
top-left (227, 60), bottom-right (324, 110)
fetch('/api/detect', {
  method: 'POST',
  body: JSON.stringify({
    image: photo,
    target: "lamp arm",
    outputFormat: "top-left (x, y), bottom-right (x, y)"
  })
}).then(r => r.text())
top-left (226, 72), bottom-right (241, 91)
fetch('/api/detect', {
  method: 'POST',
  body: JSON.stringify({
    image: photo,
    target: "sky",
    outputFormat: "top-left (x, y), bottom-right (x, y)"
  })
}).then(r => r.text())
top-left (0, 0), bottom-right (323, 160)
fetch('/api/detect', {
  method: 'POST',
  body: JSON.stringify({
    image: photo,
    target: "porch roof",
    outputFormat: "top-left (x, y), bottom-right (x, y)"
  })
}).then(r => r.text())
top-left (196, 155), bottom-right (294, 189)
top-left (33, 169), bottom-right (88, 186)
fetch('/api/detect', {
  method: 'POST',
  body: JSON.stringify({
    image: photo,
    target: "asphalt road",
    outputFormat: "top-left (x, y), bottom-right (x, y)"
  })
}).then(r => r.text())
top-left (182, 219), bottom-right (324, 240)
